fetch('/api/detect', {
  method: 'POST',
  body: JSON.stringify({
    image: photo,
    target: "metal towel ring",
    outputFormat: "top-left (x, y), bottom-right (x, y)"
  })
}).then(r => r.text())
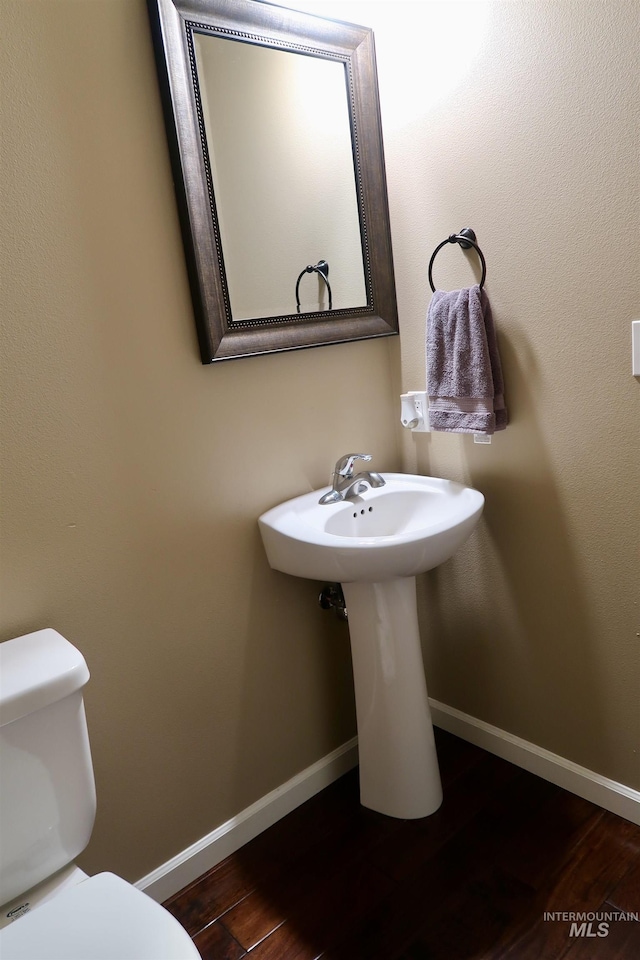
top-left (428, 228), bottom-right (486, 292)
top-left (295, 260), bottom-right (333, 313)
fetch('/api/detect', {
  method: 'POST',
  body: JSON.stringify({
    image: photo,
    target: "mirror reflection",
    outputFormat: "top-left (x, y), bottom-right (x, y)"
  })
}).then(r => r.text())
top-left (194, 34), bottom-right (367, 320)
top-left (147, 0), bottom-right (398, 363)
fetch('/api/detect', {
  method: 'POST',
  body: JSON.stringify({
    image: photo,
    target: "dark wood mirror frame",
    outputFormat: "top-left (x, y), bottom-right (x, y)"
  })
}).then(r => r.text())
top-left (147, 0), bottom-right (398, 363)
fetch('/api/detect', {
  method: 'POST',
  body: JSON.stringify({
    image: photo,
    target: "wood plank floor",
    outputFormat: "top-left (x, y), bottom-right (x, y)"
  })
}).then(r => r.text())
top-left (164, 730), bottom-right (640, 959)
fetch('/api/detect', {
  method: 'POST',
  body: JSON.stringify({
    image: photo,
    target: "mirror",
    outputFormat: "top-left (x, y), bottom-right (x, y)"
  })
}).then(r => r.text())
top-left (147, 0), bottom-right (398, 363)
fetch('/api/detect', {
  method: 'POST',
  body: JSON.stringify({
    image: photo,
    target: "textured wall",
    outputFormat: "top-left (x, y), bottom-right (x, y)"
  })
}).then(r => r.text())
top-left (372, 0), bottom-right (638, 787)
top-left (0, 0), bottom-right (399, 882)
top-left (1, 0), bottom-right (638, 889)
top-left (298, 0), bottom-right (639, 787)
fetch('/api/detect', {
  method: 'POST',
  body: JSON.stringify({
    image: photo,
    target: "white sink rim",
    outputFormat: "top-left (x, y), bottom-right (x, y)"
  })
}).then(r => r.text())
top-left (259, 473), bottom-right (484, 583)
top-left (258, 472), bottom-right (486, 817)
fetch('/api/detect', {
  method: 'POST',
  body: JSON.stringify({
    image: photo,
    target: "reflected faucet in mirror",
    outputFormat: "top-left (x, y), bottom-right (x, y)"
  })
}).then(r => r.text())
top-left (319, 454), bottom-right (386, 505)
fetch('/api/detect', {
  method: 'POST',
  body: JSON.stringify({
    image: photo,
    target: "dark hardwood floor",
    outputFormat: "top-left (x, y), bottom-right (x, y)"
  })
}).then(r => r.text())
top-left (164, 731), bottom-right (640, 959)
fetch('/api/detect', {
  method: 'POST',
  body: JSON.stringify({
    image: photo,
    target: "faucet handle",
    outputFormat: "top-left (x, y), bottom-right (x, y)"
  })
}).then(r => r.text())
top-left (335, 453), bottom-right (372, 478)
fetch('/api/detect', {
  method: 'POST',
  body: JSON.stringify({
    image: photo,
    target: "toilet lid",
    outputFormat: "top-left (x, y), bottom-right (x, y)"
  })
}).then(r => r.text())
top-left (0, 873), bottom-right (201, 960)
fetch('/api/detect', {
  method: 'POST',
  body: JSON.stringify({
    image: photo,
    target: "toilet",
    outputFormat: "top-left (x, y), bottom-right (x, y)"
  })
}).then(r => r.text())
top-left (0, 629), bottom-right (201, 959)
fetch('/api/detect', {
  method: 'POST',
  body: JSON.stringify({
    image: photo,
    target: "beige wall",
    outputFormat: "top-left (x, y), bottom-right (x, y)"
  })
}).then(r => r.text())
top-left (1, 0), bottom-right (638, 887)
top-left (389, 0), bottom-right (640, 789)
top-left (371, 0), bottom-right (637, 785)
top-left (0, 0), bottom-right (399, 882)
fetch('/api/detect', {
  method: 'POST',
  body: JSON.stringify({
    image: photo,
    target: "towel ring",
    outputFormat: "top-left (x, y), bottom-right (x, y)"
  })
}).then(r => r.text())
top-left (295, 260), bottom-right (333, 313)
top-left (428, 228), bottom-right (486, 292)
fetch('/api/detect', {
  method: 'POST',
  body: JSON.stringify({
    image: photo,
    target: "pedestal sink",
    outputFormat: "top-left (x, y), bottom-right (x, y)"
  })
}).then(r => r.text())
top-left (258, 473), bottom-right (484, 819)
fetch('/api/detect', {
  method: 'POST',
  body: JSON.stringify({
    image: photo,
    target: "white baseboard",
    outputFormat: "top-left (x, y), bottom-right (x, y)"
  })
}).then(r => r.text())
top-left (429, 699), bottom-right (640, 826)
top-left (136, 702), bottom-right (640, 903)
top-left (135, 737), bottom-right (359, 903)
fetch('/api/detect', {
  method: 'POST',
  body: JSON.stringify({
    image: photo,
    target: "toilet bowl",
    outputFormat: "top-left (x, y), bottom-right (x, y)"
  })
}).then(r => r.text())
top-left (0, 629), bottom-right (201, 959)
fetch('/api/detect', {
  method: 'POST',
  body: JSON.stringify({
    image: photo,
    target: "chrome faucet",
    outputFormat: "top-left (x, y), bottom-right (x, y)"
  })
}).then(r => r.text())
top-left (319, 453), bottom-right (386, 504)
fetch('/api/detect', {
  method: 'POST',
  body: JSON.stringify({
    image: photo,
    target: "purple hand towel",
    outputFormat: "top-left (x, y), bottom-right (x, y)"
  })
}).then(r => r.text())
top-left (426, 285), bottom-right (507, 434)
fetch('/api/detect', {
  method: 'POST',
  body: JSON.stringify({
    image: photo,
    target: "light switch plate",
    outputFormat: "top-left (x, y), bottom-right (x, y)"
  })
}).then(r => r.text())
top-left (633, 320), bottom-right (640, 376)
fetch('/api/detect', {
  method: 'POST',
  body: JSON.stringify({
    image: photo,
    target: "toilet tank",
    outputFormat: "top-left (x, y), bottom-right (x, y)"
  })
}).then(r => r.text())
top-left (0, 629), bottom-right (97, 907)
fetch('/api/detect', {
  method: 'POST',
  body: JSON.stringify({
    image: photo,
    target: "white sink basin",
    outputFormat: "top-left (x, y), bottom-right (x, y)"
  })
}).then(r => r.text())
top-left (259, 473), bottom-right (484, 583)
top-left (258, 470), bottom-right (485, 820)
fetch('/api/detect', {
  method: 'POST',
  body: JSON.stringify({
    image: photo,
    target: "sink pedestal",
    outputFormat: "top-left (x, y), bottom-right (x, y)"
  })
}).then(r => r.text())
top-left (341, 577), bottom-right (442, 819)
top-left (258, 472), bottom-right (484, 818)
